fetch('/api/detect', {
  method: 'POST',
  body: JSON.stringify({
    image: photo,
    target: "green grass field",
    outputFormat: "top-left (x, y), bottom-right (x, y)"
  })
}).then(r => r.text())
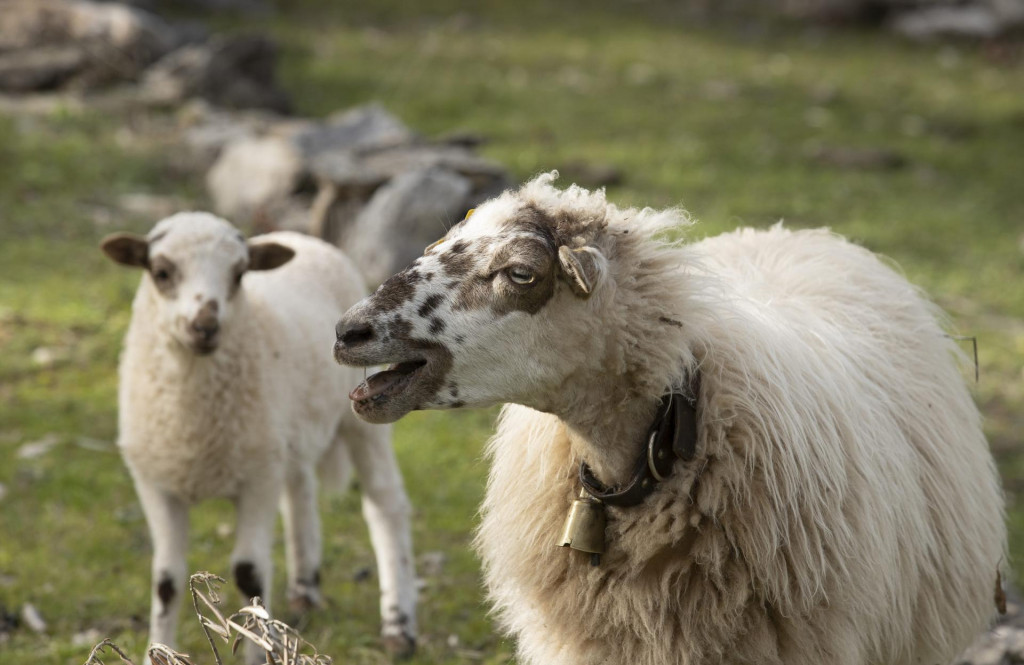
top-left (1, 2), bottom-right (1022, 663)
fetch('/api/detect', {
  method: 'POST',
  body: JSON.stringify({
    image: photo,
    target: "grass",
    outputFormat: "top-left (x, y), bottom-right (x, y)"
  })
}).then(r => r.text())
top-left (0, 2), bottom-right (1021, 663)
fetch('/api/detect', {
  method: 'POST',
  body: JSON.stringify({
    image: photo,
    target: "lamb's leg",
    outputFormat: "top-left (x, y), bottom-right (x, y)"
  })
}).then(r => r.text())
top-left (134, 480), bottom-right (189, 659)
top-left (280, 462), bottom-right (322, 611)
top-left (232, 486), bottom-right (278, 665)
top-left (342, 419), bottom-right (417, 657)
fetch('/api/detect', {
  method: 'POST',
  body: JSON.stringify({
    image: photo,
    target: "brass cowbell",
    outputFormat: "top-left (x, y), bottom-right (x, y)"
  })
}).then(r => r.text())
top-left (558, 488), bottom-right (607, 565)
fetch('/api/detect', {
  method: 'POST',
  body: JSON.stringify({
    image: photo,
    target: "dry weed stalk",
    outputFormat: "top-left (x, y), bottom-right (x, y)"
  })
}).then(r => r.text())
top-left (84, 572), bottom-right (332, 665)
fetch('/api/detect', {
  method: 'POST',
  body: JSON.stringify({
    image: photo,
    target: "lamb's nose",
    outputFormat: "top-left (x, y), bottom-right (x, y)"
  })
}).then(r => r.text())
top-left (336, 320), bottom-right (374, 347)
top-left (191, 319), bottom-right (219, 341)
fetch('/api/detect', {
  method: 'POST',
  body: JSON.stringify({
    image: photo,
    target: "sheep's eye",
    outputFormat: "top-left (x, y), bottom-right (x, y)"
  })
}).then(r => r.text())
top-left (507, 267), bottom-right (536, 285)
top-left (154, 269), bottom-right (171, 282)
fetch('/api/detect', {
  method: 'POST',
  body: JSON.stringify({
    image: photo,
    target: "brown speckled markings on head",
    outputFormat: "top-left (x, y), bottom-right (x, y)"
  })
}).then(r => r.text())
top-left (374, 272), bottom-right (419, 312)
top-left (388, 316), bottom-right (412, 340)
top-left (450, 233), bottom-right (558, 316)
top-left (418, 294), bottom-right (444, 318)
top-left (149, 255), bottom-right (180, 297)
top-left (438, 240), bottom-right (474, 276)
top-left (519, 201), bottom-right (608, 247)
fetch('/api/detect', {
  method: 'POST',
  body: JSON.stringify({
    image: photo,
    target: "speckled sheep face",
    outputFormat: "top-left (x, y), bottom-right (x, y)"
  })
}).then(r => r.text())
top-left (101, 213), bottom-right (294, 356)
top-left (333, 199), bottom-right (609, 424)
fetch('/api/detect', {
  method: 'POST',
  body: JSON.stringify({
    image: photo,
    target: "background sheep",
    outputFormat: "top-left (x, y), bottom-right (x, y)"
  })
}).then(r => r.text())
top-left (332, 174), bottom-right (1006, 665)
top-left (100, 213), bottom-right (417, 661)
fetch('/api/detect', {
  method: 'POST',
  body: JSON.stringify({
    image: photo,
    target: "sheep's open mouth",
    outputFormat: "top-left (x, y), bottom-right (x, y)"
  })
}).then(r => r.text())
top-left (349, 360), bottom-right (428, 406)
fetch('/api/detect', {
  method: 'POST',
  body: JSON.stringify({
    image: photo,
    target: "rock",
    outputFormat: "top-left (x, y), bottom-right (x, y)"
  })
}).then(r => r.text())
top-left (177, 100), bottom-right (302, 166)
top-left (0, 0), bottom-right (177, 91)
top-left (206, 134), bottom-right (304, 223)
top-left (141, 34), bottom-right (291, 111)
top-left (166, 0), bottom-right (273, 13)
top-left (358, 144), bottom-right (508, 187)
top-left (340, 167), bottom-right (473, 287)
top-left (71, 628), bottom-right (102, 647)
top-left (17, 433), bottom-right (60, 460)
top-left (733, 0), bottom-right (1024, 37)
top-left (958, 625), bottom-right (1024, 664)
top-left (30, 346), bottom-right (68, 368)
top-left (198, 102), bottom-right (513, 277)
top-left (308, 151), bottom-right (390, 189)
top-left (295, 104), bottom-right (415, 159)
top-left (0, 47), bottom-right (86, 92)
top-left (889, 4), bottom-right (1023, 40)
top-left (252, 194), bottom-right (315, 235)
top-left (20, 604), bottom-right (46, 634)
top-left (308, 181), bottom-right (383, 247)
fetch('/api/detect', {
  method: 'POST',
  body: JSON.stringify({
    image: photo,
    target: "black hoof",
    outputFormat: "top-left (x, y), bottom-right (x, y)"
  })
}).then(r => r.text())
top-left (382, 632), bottom-right (417, 660)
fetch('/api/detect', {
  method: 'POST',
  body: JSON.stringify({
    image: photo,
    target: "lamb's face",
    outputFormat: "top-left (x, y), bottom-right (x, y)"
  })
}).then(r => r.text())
top-left (101, 213), bottom-right (294, 356)
top-left (334, 199), bottom-right (608, 424)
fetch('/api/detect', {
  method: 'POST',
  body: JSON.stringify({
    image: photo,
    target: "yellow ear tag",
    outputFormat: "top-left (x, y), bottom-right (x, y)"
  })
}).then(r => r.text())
top-left (464, 208), bottom-right (475, 219)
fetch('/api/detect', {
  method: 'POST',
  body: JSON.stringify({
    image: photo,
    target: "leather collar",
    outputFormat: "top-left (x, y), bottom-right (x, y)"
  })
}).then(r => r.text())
top-left (579, 374), bottom-right (700, 508)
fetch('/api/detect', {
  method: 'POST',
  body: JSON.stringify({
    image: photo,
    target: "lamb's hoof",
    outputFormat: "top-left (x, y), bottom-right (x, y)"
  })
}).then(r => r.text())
top-left (287, 585), bottom-right (322, 613)
top-left (382, 632), bottom-right (417, 660)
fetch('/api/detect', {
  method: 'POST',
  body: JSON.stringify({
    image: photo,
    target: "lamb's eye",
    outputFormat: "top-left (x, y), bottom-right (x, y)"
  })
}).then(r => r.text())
top-left (507, 267), bottom-right (536, 285)
top-left (154, 268), bottom-right (171, 282)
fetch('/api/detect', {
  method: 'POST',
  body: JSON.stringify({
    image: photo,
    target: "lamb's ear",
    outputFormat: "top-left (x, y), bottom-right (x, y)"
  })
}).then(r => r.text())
top-left (100, 232), bottom-right (149, 268)
top-left (557, 245), bottom-right (606, 298)
top-left (248, 241), bottom-right (295, 271)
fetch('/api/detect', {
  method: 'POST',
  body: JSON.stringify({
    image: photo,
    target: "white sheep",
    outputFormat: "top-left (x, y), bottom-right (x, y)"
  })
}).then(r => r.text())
top-left (101, 212), bottom-right (417, 661)
top-left (332, 173), bottom-right (1007, 665)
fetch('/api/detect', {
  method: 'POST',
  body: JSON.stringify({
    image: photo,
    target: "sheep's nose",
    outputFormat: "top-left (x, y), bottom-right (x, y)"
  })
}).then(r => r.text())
top-left (191, 319), bottom-right (219, 341)
top-left (336, 320), bottom-right (374, 347)
top-left (190, 300), bottom-right (220, 341)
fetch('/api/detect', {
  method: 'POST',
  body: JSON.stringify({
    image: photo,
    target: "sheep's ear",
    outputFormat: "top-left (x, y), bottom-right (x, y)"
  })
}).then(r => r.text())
top-left (557, 245), bottom-right (606, 299)
top-left (248, 241), bottom-right (295, 271)
top-left (100, 232), bottom-right (149, 268)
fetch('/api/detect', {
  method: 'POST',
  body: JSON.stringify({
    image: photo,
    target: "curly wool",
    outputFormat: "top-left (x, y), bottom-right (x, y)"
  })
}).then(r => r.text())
top-left (476, 176), bottom-right (1005, 665)
top-left (118, 229), bottom-right (363, 499)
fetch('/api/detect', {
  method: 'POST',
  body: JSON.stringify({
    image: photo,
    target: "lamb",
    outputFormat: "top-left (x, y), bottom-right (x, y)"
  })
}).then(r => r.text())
top-left (100, 212), bottom-right (417, 661)
top-left (332, 173), bottom-right (1006, 665)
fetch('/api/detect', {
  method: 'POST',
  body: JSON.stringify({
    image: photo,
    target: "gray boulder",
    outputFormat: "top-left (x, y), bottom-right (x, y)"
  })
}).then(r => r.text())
top-left (295, 104), bottom-right (416, 159)
top-left (141, 34), bottom-right (290, 111)
top-left (0, 0), bottom-right (177, 91)
top-left (206, 134), bottom-right (305, 223)
top-left (733, 0), bottom-right (1024, 36)
top-left (339, 168), bottom-right (473, 287)
top-left (0, 47), bottom-right (86, 92)
top-left (890, 2), bottom-right (1024, 39)
top-left (198, 103), bottom-right (513, 274)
